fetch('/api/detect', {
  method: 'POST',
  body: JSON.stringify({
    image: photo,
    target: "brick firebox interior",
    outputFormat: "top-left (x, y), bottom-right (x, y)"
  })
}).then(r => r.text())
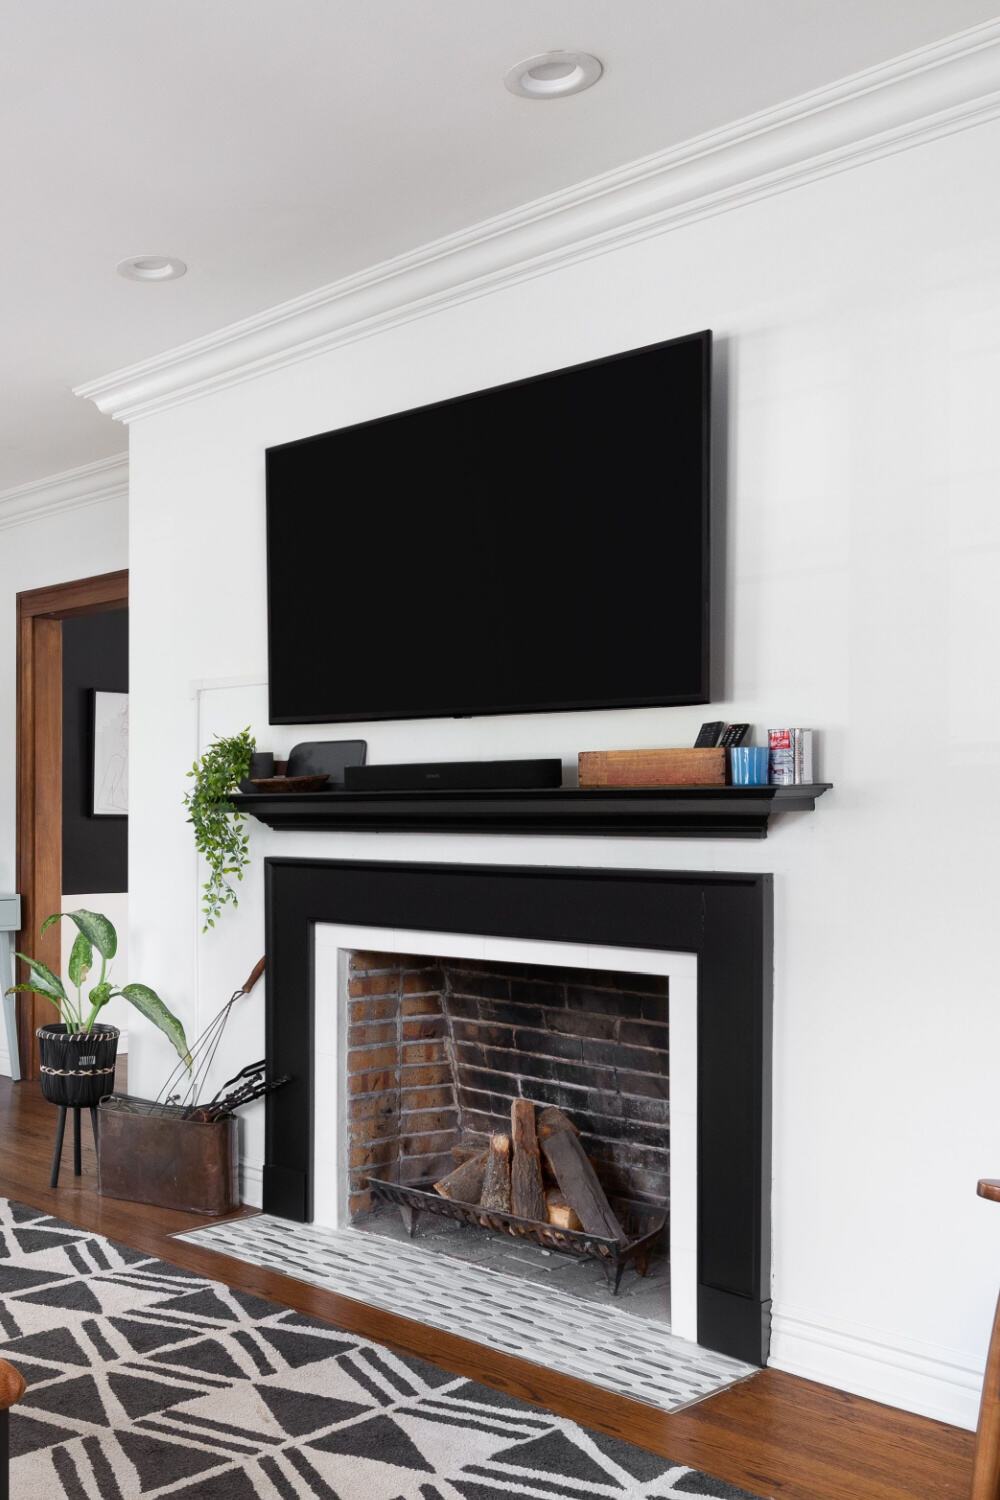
top-left (346, 952), bottom-right (670, 1218)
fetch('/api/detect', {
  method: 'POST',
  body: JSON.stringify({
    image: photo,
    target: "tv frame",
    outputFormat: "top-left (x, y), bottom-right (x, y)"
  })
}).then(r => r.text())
top-left (266, 328), bottom-right (712, 725)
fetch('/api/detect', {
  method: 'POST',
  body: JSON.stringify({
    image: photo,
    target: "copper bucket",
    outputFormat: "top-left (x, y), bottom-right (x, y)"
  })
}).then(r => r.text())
top-left (98, 1094), bottom-right (238, 1216)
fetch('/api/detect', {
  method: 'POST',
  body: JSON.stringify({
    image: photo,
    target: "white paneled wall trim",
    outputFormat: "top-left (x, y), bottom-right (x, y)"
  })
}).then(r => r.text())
top-left (240, 1160), bottom-right (264, 1206)
top-left (76, 20), bottom-right (1000, 424)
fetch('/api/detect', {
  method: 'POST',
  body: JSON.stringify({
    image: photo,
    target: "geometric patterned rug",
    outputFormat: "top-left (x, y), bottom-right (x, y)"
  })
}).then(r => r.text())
top-left (0, 1201), bottom-right (768, 1499)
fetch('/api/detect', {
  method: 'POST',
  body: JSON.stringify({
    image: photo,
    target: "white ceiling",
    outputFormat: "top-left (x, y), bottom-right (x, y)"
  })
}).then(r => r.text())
top-left (2, 0), bottom-right (997, 493)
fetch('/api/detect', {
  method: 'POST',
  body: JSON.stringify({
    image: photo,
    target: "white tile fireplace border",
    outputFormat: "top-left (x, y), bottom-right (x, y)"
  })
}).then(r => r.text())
top-left (177, 1211), bottom-right (755, 1415)
top-left (310, 922), bottom-right (698, 1343)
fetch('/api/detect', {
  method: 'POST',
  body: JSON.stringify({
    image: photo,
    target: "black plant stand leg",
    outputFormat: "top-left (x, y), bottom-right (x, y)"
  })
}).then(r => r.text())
top-left (73, 1107), bottom-right (82, 1176)
top-left (49, 1107), bottom-right (67, 1189)
top-left (89, 1106), bottom-right (99, 1156)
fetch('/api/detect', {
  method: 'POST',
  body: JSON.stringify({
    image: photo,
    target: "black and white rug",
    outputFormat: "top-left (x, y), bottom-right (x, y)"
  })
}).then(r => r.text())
top-left (0, 1201), bottom-right (766, 1499)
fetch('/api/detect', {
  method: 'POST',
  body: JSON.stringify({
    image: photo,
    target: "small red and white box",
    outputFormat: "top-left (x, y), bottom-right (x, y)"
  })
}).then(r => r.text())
top-left (768, 729), bottom-right (794, 785)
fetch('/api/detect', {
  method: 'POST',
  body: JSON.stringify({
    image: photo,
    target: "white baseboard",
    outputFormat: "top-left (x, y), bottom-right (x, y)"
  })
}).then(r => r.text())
top-left (770, 1302), bottom-right (984, 1430)
top-left (240, 1159), bottom-right (263, 1209)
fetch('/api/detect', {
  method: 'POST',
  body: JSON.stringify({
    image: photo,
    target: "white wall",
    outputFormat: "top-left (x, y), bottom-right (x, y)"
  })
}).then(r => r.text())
top-left (0, 493), bottom-right (128, 1075)
top-left (124, 118), bottom-right (1000, 1428)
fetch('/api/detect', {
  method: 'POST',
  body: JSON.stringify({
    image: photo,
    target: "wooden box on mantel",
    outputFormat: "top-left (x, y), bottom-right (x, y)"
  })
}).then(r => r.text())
top-left (578, 747), bottom-right (727, 788)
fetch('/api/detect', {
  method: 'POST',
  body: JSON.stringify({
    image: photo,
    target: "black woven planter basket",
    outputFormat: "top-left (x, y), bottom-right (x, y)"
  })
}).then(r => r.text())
top-left (36, 1023), bottom-right (120, 1107)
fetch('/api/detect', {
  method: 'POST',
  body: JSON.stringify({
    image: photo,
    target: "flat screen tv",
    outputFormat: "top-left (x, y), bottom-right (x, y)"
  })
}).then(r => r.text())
top-left (266, 329), bottom-right (711, 724)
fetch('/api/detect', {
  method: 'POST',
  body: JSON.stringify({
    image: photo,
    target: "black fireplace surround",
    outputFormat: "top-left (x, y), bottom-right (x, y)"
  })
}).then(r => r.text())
top-left (263, 858), bottom-right (772, 1366)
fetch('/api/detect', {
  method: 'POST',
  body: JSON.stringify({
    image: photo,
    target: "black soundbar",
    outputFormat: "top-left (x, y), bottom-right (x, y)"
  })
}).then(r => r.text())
top-left (344, 758), bottom-right (563, 792)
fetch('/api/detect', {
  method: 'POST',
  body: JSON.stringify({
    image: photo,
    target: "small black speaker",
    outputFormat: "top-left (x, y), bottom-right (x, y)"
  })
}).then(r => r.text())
top-left (345, 758), bottom-right (562, 793)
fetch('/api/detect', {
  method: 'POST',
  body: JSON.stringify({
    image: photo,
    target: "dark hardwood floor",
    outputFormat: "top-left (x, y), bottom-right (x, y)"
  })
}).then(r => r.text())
top-left (0, 1073), bottom-right (976, 1499)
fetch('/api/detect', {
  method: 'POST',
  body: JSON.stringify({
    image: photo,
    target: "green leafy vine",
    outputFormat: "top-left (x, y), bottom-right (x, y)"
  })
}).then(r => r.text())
top-left (183, 728), bottom-right (255, 930)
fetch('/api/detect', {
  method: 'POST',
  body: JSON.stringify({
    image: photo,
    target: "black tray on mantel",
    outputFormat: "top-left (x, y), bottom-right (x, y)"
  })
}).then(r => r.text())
top-left (366, 1175), bottom-right (666, 1294)
top-left (230, 782), bottom-right (833, 840)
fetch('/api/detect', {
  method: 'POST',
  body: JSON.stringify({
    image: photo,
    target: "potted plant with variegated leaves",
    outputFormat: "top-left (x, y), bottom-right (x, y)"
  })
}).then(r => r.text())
top-left (5, 908), bottom-right (191, 1108)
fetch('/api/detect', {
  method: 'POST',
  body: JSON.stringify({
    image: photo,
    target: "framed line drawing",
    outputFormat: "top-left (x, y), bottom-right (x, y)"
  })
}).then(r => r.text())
top-left (91, 690), bottom-right (129, 816)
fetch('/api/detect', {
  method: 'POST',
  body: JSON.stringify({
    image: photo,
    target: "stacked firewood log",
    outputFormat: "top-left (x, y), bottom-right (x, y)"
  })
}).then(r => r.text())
top-left (433, 1102), bottom-right (627, 1245)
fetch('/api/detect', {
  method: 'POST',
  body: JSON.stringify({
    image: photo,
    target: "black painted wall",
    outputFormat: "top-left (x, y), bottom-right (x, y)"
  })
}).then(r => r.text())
top-left (62, 609), bottom-right (128, 895)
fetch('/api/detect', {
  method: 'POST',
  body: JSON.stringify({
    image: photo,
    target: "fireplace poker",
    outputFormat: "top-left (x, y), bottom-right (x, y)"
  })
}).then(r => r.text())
top-left (152, 956), bottom-right (267, 1117)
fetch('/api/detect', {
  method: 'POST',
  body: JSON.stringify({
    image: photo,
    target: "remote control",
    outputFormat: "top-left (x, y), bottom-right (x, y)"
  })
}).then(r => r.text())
top-left (694, 721), bottom-right (724, 748)
top-left (719, 723), bottom-right (750, 747)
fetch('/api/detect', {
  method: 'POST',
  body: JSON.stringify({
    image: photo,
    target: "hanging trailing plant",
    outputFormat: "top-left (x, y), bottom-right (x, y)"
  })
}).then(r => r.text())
top-left (183, 728), bottom-right (256, 930)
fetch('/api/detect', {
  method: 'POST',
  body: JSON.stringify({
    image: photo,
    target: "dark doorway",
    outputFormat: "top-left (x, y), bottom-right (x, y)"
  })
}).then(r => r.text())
top-left (15, 571), bottom-right (128, 1079)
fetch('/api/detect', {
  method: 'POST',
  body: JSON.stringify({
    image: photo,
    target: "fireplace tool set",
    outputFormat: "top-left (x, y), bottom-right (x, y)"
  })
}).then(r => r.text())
top-left (97, 957), bottom-right (289, 1215)
top-left (151, 957), bottom-right (290, 1120)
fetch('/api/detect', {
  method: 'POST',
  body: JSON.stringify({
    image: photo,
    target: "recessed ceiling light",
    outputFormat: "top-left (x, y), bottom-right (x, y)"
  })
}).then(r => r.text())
top-left (504, 51), bottom-right (603, 100)
top-left (116, 255), bottom-right (187, 282)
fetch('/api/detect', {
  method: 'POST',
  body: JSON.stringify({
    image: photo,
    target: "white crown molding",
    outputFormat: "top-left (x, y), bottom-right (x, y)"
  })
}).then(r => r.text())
top-left (76, 19), bottom-right (1000, 425)
top-left (769, 1301), bottom-right (983, 1430)
top-left (0, 453), bottom-right (129, 532)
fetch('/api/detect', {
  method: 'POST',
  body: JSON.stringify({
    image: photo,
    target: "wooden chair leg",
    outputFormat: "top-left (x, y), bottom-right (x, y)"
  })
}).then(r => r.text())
top-left (49, 1107), bottom-right (67, 1189)
top-left (971, 1286), bottom-right (1000, 1498)
top-left (0, 1406), bottom-right (9, 1500)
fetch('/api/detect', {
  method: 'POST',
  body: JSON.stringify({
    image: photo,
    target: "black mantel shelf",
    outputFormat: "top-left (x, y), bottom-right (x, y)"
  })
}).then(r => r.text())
top-left (233, 782), bottom-right (832, 840)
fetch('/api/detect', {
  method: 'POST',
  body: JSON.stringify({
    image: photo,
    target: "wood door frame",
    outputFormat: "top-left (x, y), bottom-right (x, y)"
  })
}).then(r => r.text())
top-left (15, 570), bottom-right (129, 1079)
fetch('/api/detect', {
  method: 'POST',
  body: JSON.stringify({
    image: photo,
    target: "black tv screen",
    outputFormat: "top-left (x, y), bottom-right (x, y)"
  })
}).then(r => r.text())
top-left (266, 329), bottom-right (711, 724)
